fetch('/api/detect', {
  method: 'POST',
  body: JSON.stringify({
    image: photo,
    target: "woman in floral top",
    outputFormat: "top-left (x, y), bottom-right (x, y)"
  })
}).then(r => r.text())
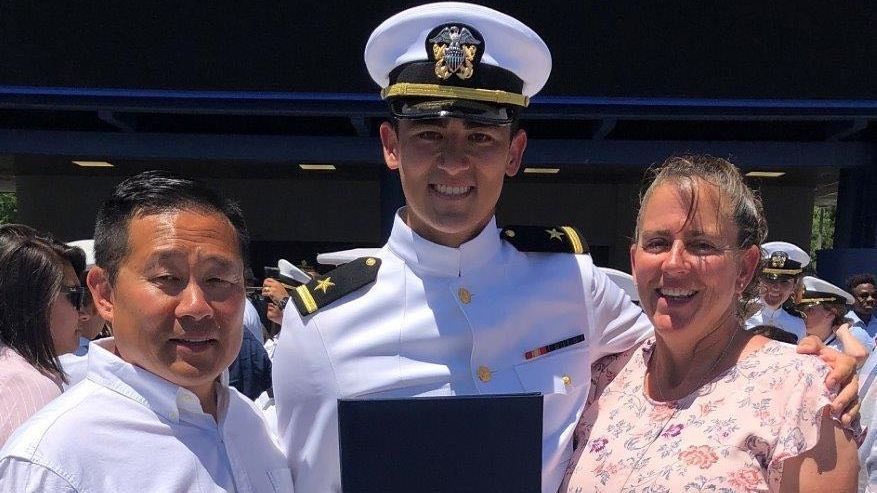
top-left (560, 156), bottom-right (861, 493)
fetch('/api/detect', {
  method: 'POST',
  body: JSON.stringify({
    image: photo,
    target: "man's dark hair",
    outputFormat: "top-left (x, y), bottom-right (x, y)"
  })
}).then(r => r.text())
top-left (846, 273), bottom-right (876, 294)
top-left (94, 171), bottom-right (250, 284)
top-left (0, 227), bottom-right (82, 382)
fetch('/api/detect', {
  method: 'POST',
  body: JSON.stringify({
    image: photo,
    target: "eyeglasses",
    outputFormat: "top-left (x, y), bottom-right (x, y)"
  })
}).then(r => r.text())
top-left (63, 286), bottom-right (85, 311)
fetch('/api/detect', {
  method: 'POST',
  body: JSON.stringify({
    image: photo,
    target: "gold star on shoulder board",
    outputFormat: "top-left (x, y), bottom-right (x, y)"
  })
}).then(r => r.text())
top-left (545, 228), bottom-right (565, 241)
top-left (314, 277), bottom-right (335, 294)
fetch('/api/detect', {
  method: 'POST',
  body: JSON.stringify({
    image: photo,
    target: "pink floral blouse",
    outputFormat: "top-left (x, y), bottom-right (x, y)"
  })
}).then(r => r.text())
top-left (560, 338), bottom-right (858, 492)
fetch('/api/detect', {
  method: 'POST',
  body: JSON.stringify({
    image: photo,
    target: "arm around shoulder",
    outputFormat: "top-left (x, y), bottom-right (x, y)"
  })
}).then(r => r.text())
top-left (585, 259), bottom-right (652, 360)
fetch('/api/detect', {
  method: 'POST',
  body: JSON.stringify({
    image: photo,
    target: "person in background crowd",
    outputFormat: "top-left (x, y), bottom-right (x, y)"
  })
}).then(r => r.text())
top-left (561, 155), bottom-right (861, 492)
top-left (0, 171), bottom-right (291, 492)
top-left (745, 241), bottom-right (809, 340)
top-left (261, 259), bottom-right (309, 359)
top-left (847, 273), bottom-right (877, 344)
top-left (228, 329), bottom-right (272, 400)
top-left (798, 276), bottom-right (874, 365)
top-left (859, 350), bottom-right (877, 492)
top-left (64, 240), bottom-right (107, 356)
top-left (0, 225), bottom-right (85, 444)
top-left (749, 324), bottom-right (799, 344)
top-left (241, 266), bottom-right (266, 342)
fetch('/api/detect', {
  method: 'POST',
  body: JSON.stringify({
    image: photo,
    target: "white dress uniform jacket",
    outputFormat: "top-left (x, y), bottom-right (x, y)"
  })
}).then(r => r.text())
top-left (0, 342), bottom-right (293, 493)
top-left (746, 304), bottom-right (806, 341)
top-left (273, 213), bottom-right (652, 493)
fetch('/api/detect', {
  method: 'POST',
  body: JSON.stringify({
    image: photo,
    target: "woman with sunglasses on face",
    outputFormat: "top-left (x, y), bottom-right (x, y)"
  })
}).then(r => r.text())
top-left (561, 156), bottom-right (861, 492)
top-left (797, 276), bottom-right (874, 366)
top-left (0, 226), bottom-right (85, 444)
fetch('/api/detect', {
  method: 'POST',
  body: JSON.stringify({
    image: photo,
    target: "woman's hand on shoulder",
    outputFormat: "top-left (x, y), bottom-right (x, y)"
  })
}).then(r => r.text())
top-left (796, 335), bottom-right (860, 426)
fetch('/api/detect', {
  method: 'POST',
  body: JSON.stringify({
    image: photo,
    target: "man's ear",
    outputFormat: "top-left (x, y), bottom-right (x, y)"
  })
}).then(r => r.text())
top-left (87, 267), bottom-right (115, 325)
top-left (505, 128), bottom-right (527, 177)
top-left (380, 121), bottom-right (401, 171)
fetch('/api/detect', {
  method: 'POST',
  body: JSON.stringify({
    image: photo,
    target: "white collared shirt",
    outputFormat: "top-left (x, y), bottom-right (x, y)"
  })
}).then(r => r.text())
top-left (847, 310), bottom-right (877, 344)
top-left (745, 304), bottom-right (806, 341)
top-left (0, 342), bottom-right (293, 492)
top-left (273, 212), bottom-right (652, 493)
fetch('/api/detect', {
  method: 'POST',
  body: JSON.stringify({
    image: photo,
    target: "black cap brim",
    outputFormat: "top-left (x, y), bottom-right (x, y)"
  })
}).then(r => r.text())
top-left (389, 98), bottom-right (517, 125)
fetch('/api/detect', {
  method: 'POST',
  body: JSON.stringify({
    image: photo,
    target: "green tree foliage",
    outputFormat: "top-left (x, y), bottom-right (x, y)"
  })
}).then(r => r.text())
top-left (810, 205), bottom-right (835, 270)
top-left (0, 193), bottom-right (17, 224)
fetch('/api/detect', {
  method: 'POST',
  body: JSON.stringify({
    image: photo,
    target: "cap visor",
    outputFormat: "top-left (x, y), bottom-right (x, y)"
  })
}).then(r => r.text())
top-left (390, 98), bottom-right (516, 125)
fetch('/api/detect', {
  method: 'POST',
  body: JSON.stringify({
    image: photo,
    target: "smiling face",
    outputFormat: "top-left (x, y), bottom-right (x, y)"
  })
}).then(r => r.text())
top-left (631, 180), bottom-right (760, 341)
top-left (380, 117), bottom-right (526, 247)
top-left (89, 209), bottom-right (245, 399)
top-left (759, 276), bottom-right (798, 309)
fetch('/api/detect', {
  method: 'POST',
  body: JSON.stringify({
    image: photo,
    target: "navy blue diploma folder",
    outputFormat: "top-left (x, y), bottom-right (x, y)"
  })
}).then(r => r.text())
top-left (338, 393), bottom-right (543, 493)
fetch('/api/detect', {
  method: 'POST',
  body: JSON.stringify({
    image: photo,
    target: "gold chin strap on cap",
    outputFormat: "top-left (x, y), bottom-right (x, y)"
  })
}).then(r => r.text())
top-left (381, 83), bottom-right (529, 107)
top-left (799, 296), bottom-right (841, 304)
top-left (762, 268), bottom-right (803, 275)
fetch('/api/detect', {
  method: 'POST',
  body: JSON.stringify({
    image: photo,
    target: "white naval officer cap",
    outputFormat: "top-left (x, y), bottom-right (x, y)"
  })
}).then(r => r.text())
top-left (797, 276), bottom-right (854, 307)
top-left (67, 239), bottom-right (95, 269)
top-left (278, 258), bottom-right (311, 285)
top-left (598, 267), bottom-right (639, 302)
top-left (364, 2), bottom-right (551, 124)
top-left (760, 241), bottom-right (810, 280)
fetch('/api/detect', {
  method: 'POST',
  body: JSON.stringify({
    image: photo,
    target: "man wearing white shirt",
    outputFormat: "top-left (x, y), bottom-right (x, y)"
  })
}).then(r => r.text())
top-left (0, 171), bottom-right (292, 492)
top-left (847, 273), bottom-right (877, 344)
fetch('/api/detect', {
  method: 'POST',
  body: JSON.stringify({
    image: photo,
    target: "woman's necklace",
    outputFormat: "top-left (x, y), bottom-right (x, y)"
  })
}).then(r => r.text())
top-left (649, 328), bottom-right (741, 402)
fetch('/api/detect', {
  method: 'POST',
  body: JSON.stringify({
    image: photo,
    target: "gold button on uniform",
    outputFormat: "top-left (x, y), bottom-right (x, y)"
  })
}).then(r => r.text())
top-left (477, 365), bottom-right (492, 382)
top-left (458, 287), bottom-right (472, 304)
top-left (562, 375), bottom-right (572, 386)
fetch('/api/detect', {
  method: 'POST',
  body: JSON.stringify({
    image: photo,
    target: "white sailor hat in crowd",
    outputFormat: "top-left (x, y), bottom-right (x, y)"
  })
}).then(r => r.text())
top-left (278, 258), bottom-right (311, 285)
top-left (598, 267), bottom-right (639, 303)
top-left (760, 241), bottom-right (810, 280)
top-left (797, 276), bottom-right (854, 307)
top-left (316, 248), bottom-right (382, 267)
top-left (67, 239), bottom-right (95, 269)
top-left (364, 2), bottom-right (551, 124)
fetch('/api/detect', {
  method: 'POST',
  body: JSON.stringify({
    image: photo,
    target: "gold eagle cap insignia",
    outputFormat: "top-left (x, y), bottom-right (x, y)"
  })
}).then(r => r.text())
top-left (769, 251), bottom-right (788, 268)
top-left (429, 25), bottom-right (481, 80)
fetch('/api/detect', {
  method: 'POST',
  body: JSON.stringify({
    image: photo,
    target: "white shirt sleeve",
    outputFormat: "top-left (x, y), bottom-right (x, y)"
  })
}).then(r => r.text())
top-left (585, 261), bottom-right (653, 363)
top-left (850, 325), bottom-right (877, 353)
top-left (0, 457), bottom-right (78, 493)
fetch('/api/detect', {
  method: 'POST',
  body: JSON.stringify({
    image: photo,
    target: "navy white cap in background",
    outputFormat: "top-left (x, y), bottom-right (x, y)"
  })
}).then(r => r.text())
top-left (797, 276), bottom-right (854, 307)
top-left (760, 241), bottom-right (810, 280)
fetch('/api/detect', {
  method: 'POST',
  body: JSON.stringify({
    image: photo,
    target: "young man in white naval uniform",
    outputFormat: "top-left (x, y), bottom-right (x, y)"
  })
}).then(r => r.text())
top-left (271, 4), bottom-right (650, 492)
top-left (271, 4), bottom-right (861, 492)
top-left (745, 241), bottom-right (809, 340)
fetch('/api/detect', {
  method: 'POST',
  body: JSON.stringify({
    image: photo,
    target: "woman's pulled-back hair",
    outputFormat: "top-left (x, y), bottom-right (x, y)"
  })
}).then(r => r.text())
top-left (0, 227), bottom-right (78, 381)
top-left (633, 155), bottom-right (768, 320)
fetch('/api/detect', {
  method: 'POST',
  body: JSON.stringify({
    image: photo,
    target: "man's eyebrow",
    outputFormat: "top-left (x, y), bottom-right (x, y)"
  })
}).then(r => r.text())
top-left (407, 119), bottom-right (449, 129)
top-left (143, 250), bottom-right (238, 270)
top-left (463, 121), bottom-right (500, 130)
